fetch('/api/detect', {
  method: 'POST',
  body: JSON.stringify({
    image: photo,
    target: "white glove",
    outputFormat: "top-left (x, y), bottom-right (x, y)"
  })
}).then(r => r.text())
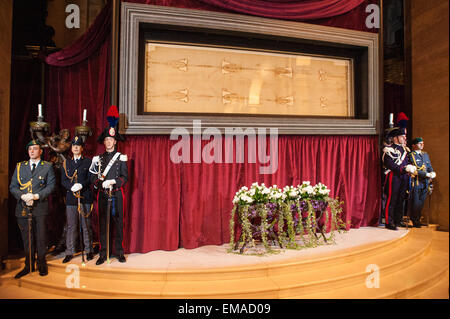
top-left (102, 179), bottom-right (116, 189)
top-left (405, 165), bottom-right (417, 174)
top-left (33, 194), bottom-right (39, 200)
top-left (430, 172), bottom-right (436, 179)
top-left (26, 200), bottom-right (34, 207)
top-left (21, 193), bottom-right (34, 202)
top-left (71, 183), bottom-right (83, 192)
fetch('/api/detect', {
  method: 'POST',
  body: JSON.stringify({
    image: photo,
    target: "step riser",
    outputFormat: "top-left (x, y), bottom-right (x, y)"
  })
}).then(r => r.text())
top-left (2, 229), bottom-right (447, 299)
top-left (43, 232), bottom-right (413, 282)
top-left (11, 241), bottom-right (432, 299)
top-left (381, 267), bottom-right (448, 299)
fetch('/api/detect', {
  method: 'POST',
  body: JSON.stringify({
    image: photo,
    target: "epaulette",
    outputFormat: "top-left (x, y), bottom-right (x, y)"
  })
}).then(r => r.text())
top-left (382, 146), bottom-right (395, 154)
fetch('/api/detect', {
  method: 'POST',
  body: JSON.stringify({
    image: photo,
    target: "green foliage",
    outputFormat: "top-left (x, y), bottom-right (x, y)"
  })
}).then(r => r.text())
top-left (229, 183), bottom-right (347, 255)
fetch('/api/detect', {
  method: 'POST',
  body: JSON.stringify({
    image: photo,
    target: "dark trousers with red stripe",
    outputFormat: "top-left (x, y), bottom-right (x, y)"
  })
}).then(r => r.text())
top-left (383, 172), bottom-right (408, 226)
top-left (98, 191), bottom-right (124, 258)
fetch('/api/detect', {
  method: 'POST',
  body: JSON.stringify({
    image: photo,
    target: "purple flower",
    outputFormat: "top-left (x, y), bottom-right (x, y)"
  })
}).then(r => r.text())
top-left (299, 200), bottom-right (308, 212)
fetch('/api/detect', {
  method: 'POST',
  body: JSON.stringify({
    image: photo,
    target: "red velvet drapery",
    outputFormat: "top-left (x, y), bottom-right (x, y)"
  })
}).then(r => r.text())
top-left (196, 0), bottom-right (366, 20)
top-left (44, 0), bottom-right (381, 253)
top-left (123, 0), bottom-right (378, 32)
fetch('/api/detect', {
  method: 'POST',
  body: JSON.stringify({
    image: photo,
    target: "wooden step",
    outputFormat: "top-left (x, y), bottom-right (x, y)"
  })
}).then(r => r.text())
top-left (290, 231), bottom-right (449, 299)
top-left (1, 228), bottom-right (447, 299)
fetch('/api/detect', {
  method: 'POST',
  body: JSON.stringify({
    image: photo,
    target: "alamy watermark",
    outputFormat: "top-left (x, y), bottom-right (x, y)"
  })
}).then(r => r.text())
top-left (365, 4), bottom-right (380, 29)
top-left (170, 120), bottom-right (279, 174)
top-left (65, 4), bottom-right (80, 29)
top-left (365, 264), bottom-right (380, 288)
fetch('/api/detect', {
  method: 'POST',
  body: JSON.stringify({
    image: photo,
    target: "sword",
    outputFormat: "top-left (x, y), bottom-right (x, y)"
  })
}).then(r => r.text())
top-left (27, 205), bottom-right (33, 273)
top-left (106, 186), bottom-right (112, 264)
top-left (77, 192), bottom-right (86, 266)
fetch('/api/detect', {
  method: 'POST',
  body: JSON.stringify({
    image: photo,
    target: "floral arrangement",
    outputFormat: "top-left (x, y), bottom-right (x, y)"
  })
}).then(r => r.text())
top-left (229, 181), bottom-right (347, 255)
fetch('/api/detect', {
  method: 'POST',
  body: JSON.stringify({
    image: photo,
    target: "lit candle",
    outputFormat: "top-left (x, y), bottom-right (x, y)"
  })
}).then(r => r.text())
top-left (389, 113), bottom-right (393, 126)
top-left (38, 104), bottom-right (42, 118)
top-left (83, 109), bottom-right (87, 122)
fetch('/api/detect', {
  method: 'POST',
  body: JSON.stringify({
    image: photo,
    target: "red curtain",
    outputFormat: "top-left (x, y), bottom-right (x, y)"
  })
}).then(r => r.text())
top-left (44, 0), bottom-right (381, 253)
top-left (125, 0), bottom-right (379, 32)
top-left (45, 1), bottom-right (112, 67)
top-left (196, 0), bottom-right (365, 20)
top-left (119, 135), bottom-right (380, 253)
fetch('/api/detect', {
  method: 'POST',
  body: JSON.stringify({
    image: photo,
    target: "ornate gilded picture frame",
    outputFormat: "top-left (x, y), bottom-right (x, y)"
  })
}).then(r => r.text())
top-left (120, 3), bottom-right (380, 135)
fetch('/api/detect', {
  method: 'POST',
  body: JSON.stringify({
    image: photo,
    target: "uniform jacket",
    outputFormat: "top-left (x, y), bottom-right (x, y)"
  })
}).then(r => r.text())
top-left (382, 143), bottom-right (411, 176)
top-left (61, 156), bottom-right (94, 205)
top-left (409, 150), bottom-right (433, 186)
top-left (9, 159), bottom-right (56, 217)
top-left (90, 150), bottom-right (128, 195)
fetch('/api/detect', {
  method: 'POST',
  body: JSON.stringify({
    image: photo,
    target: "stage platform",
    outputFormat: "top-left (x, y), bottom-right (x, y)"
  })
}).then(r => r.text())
top-left (0, 226), bottom-right (448, 299)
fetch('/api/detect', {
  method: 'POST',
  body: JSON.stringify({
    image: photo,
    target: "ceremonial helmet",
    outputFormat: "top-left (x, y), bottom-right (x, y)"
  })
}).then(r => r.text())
top-left (396, 112), bottom-right (409, 132)
top-left (97, 105), bottom-right (125, 143)
top-left (387, 127), bottom-right (407, 138)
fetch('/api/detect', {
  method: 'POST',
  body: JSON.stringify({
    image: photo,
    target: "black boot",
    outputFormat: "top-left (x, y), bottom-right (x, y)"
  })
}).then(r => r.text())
top-left (14, 265), bottom-right (33, 279)
top-left (413, 221), bottom-right (422, 228)
top-left (62, 255), bottom-right (73, 263)
top-left (38, 264), bottom-right (48, 276)
top-left (385, 224), bottom-right (398, 231)
top-left (96, 256), bottom-right (106, 265)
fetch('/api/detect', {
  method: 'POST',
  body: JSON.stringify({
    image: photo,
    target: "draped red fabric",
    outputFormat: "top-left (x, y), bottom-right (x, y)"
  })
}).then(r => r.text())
top-left (196, 0), bottom-right (365, 20)
top-left (43, 0), bottom-right (381, 253)
top-left (45, 2), bottom-right (112, 66)
top-left (125, 0), bottom-right (379, 32)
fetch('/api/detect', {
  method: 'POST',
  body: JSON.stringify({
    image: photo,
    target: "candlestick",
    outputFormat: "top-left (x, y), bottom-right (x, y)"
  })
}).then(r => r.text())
top-left (389, 113), bottom-right (393, 127)
top-left (83, 109), bottom-right (87, 122)
top-left (38, 104), bottom-right (43, 118)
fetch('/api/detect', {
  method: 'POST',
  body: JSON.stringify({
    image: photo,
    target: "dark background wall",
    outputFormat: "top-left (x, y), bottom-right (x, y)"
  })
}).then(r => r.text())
top-left (0, 0), bottom-right (13, 265)
top-left (408, 0), bottom-right (449, 231)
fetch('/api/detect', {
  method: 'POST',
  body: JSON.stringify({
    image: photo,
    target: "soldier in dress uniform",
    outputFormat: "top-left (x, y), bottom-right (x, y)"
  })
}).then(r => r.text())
top-left (9, 140), bottom-right (56, 278)
top-left (89, 106), bottom-right (128, 265)
top-left (60, 136), bottom-right (94, 263)
top-left (408, 137), bottom-right (436, 228)
top-left (381, 128), bottom-right (417, 230)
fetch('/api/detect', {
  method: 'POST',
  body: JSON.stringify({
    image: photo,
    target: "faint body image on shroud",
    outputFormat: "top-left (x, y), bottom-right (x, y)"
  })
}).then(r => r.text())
top-left (144, 42), bottom-right (354, 117)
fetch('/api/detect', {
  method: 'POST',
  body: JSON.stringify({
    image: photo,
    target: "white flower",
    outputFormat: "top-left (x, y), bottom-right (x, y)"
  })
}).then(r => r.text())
top-left (305, 186), bottom-right (314, 194)
top-left (262, 188), bottom-right (270, 195)
top-left (240, 195), bottom-right (253, 204)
